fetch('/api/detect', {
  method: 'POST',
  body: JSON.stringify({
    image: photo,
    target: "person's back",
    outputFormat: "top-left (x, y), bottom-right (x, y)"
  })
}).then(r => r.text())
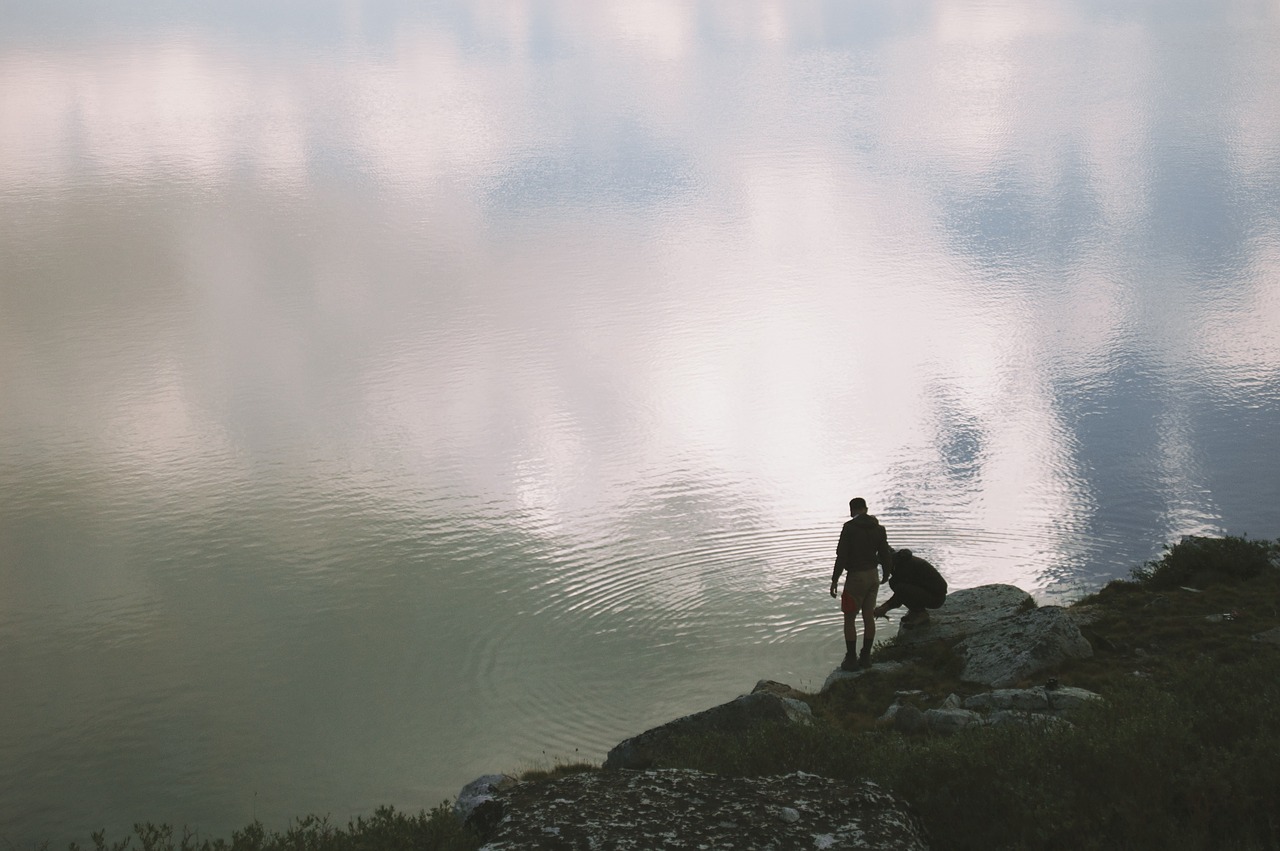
top-left (829, 498), bottom-right (893, 671)
top-left (835, 512), bottom-right (891, 574)
top-left (875, 548), bottom-right (947, 626)
top-left (892, 551), bottom-right (946, 598)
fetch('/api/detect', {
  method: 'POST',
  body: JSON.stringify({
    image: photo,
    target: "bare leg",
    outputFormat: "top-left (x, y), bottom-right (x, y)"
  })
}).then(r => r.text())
top-left (860, 597), bottom-right (876, 661)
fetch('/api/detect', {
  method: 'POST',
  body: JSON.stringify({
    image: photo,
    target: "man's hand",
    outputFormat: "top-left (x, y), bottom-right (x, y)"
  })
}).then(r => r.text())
top-left (873, 604), bottom-right (888, 619)
top-left (829, 580), bottom-right (839, 598)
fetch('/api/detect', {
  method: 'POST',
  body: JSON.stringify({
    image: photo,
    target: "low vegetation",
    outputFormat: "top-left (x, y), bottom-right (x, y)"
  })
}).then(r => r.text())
top-left (47, 806), bottom-right (479, 851)
top-left (40, 536), bottom-right (1280, 851)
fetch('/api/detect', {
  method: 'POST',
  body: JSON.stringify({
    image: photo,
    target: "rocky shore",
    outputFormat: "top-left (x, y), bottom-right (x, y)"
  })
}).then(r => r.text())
top-left (451, 537), bottom-right (1280, 850)
top-left (453, 582), bottom-right (1111, 850)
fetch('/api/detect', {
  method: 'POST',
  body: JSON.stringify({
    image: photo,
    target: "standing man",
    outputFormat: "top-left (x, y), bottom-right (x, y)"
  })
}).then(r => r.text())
top-left (829, 497), bottom-right (893, 671)
top-left (874, 549), bottom-right (947, 627)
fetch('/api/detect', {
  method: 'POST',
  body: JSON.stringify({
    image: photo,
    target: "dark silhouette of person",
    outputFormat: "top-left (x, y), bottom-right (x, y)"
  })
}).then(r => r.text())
top-left (828, 497), bottom-right (893, 671)
top-left (874, 548), bottom-right (947, 627)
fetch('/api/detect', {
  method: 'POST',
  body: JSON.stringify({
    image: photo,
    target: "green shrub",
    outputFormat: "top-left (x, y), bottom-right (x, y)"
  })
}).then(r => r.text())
top-left (1131, 535), bottom-right (1278, 591)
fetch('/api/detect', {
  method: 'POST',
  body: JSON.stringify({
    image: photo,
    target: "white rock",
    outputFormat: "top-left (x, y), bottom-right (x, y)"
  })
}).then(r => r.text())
top-left (956, 606), bottom-right (1093, 687)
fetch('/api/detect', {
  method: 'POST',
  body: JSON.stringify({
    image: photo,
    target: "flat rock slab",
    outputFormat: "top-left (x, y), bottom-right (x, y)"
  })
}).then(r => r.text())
top-left (473, 769), bottom-right (930, 851)
top-left (605, 692), bottom-right (812, 770)
top-left (892, 584), bottom-right (1034, 647)
top-left (964, 685), bottom-right (1103, 715)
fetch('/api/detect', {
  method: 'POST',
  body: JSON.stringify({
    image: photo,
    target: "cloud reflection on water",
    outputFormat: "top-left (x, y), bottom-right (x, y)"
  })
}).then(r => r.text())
top-left (3, 1), bottom-right (1278, 595)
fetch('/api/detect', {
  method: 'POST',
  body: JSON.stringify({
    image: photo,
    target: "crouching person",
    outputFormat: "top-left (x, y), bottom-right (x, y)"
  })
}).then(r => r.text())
top-left (874, 549), bottom-right (947, 627)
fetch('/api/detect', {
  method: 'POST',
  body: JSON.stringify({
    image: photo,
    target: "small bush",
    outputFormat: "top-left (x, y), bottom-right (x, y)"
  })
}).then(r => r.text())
top-left (1131, 535), bottom-right (1278, 591)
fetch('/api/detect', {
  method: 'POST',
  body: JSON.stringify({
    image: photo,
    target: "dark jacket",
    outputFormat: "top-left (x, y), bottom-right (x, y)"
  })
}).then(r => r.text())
top-left (831, 513), bottom-right (892, 584)
top-left (885, 551), bottom-right (947, 608)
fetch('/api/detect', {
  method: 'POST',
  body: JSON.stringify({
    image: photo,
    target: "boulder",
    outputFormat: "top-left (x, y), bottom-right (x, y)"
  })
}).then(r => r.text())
top-left (604, 691), bottom-right (812, 770)
top-left (454, 774), bottom-right (517, 823)
top-left (752, 679), bottom-right (810, 700)
top-left (892, 584), bottom-right (1035, 647)
top-left (471, 768), bottom-right (931, 850)
top-left (955, 606), bottom-right (1094, 687)
top-left (880, 702), bottom-right (927, 734)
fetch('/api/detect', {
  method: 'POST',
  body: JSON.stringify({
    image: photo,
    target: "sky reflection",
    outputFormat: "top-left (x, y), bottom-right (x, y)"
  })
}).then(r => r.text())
top-left (3, 2), bottom-right (1279, 582)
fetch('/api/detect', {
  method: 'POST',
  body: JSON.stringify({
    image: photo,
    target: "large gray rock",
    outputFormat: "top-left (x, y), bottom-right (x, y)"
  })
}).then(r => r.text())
top-left (955, 606), bottom-right (1094, 687)
top-left (472, 768), bottom-right (930, 850)
top-left (455, 774), bottom-right (517, 823)
top-left (892, 584), bottom-right (1035, 647)
top-left (604, 691), bottom-right (813, 770)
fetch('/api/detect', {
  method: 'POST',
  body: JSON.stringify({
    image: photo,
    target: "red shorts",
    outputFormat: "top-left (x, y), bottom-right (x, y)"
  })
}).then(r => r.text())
top-left (840, 569), bottom-right (879, 614)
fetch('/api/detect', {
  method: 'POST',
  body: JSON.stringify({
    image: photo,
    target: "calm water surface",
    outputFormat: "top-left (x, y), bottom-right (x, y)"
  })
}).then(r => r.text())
top-left (3, 0), bottom-right (1279, 842)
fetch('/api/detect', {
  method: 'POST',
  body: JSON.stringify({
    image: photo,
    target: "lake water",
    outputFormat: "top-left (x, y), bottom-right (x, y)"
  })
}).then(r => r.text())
top-left (2, 0), bottom-right (1279, 843)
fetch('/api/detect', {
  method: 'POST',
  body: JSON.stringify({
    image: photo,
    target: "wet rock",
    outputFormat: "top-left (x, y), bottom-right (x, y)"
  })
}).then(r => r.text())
top-left (955, 606), bottom-right (1093, 687)
top-left (473, 768), bottom-right (930, 850)
top-left (604, 692), bottom-right (813, 770)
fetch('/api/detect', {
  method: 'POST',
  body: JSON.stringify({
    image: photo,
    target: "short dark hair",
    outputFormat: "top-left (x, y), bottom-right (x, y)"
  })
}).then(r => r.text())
top-left (849, 497), bottom-right (867, 512)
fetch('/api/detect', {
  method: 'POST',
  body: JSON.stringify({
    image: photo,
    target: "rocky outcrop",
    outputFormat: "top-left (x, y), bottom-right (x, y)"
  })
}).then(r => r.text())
top-left (880, 685), bottom-right (1104, 734)
top-left (454, 774), bottom-right (518, 823)
top-left (954, 606), bottom-right (1093, 687)
top-left (604, 690), bottom-right (813, 770)
top-left (825, 585), bottom-right (1093, 688)
top-left (468, 768), bottom-right (930, 850)
top-left (459, 582), bottom-right (1106, 846)
top-left (891, 584), bottom-right (1034, 647)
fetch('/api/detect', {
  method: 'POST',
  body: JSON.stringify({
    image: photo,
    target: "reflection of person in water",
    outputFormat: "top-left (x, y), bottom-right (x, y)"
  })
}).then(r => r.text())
top-left (828, 497), bottom-right (893, 671)
top-left (875, 549), bottom-right (947, 627)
